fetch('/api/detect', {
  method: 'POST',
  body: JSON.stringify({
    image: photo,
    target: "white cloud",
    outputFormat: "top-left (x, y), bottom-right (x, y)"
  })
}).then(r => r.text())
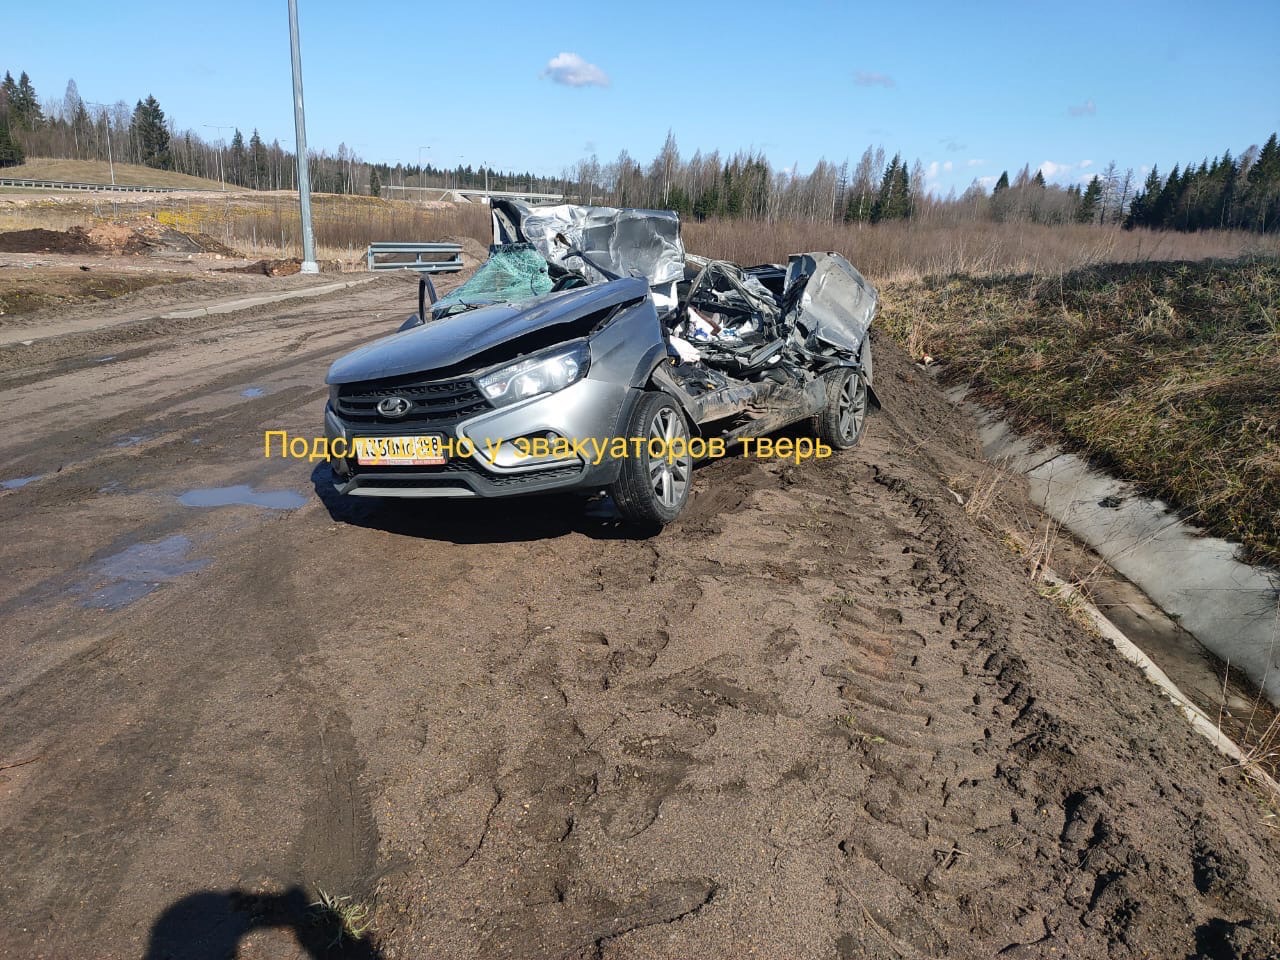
top-left (976, 175), bottom-right (1000, 188)
top-left (966, 158), bottom-right (985, 167)
top-left (1038, 160), bottom-right (1098, 184)
top-left (1068, 98), bottom-right (1096, 117)
top-left (924, 160), bottom-right (955, 190)
top-left (542, 52), bottom-right (609, 88)
top-left (854, 70), bottom-right (895, 88)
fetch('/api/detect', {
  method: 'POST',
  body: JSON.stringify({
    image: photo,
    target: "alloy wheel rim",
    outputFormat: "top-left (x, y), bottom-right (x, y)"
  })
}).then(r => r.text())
top-left (838, 375), bottom-right (867, 442)
top-left (648, 407), bottom-right (691, 509)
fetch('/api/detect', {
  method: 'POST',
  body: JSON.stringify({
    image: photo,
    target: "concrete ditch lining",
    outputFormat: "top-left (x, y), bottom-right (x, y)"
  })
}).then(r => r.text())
top-left (1040, 568), bottom-right (1280, 797)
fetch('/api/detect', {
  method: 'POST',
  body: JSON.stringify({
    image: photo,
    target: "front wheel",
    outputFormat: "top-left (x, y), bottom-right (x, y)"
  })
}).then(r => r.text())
top-left (817, 368), bottom-right (869, 449)
top-left (609, 392), bottom-right (693, 527)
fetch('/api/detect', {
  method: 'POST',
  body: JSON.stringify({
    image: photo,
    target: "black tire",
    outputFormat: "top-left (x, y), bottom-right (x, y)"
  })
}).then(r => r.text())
top-left (817, 368), bottom-right (869, 449)
top-left (609, 392), bottom-right (693, 527)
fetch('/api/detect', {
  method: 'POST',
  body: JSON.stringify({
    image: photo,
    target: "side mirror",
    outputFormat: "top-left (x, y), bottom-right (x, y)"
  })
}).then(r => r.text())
top-left (398, 314), bottom-right (424, 333)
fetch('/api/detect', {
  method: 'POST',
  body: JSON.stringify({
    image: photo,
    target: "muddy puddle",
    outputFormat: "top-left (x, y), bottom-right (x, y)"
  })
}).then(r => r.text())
top-left (240, 387), bottom-right (266, 398)
top-left (80, 534), bottom-right (210, 610)
top-left (948, 386), bottom-right (1280, 705)
top-left (1, 474), bottom-right (42, 490)
top-left (179, 485), bottom-right (307, 510)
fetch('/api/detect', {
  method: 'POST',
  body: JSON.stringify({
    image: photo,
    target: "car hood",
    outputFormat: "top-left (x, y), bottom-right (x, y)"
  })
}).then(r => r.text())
top-left (327, 276), bottom-right (649, 384)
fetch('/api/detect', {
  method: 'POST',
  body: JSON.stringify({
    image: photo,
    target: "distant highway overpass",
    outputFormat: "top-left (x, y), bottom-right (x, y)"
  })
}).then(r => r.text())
top-left (382, 185), bottom-right (565, 203)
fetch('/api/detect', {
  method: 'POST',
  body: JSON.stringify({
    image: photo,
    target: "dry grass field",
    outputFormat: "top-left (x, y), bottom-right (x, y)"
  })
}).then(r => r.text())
top-left (0, 189), bottom-right (493, 265)
top-left (684, 217), bottom-right (1280, 281)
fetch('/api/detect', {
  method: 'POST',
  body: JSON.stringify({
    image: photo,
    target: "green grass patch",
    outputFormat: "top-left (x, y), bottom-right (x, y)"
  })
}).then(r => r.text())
top-left (880, 258), bottom-right (1280, 566)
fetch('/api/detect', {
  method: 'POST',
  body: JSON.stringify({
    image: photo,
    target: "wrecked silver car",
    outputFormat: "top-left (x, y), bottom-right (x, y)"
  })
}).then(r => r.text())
top-left (323, 200), bottom-right (878, 526)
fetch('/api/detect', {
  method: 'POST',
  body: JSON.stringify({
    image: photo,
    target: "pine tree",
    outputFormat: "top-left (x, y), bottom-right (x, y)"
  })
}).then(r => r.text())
top-left (129, 95), bottom-right (172, 169)
top-left (13, 72), bottom-right (41, 127)
top-left (1151, 165), bottom-right (1181, 229)
top-left (1076, 176), bottom-right (1102, 224)
top-left (0, 118), bottom-right (23, 167)
top-left (1031, 170), bottom-right (1046, 188)
top-left (1241, 134), bottom-right (1279, 231)
top-left (369, 166), bottom-right (381, 197)
top-left (229, 129), bottom-right (246, 186)
top-left (249, 129), bottom-right (268, 189)
top-left (1125, 166), bottom-right (1161, 228)
top-left (988, 171), bottom-right (1012, 221)
top-left (873, 154), bottom-right (910, 221)
top-left (0, 72), bottom-right (15, 113)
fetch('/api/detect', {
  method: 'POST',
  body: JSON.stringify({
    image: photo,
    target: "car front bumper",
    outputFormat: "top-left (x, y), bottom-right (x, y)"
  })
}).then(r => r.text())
top-left (324, 377), bottom-right (635, 498)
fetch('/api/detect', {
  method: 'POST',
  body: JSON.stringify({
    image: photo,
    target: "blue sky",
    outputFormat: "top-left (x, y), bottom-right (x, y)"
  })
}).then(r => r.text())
top-left (7, 0), bottom-right (1279, 195)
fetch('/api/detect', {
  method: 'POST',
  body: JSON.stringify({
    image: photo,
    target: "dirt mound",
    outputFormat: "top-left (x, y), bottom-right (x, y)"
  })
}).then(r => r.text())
top-left (85, 223), bottom-right (150, 254)
top-left (216, 258), bottom-right (345, 276)
top-left (219, 258), bottom-right (303, 277)
top-left (0, 222), bottom-right (245, 259)
top-left (0, 227), bottom-right (96, 254)
top-left (187, 233), bottom-right (240, 258)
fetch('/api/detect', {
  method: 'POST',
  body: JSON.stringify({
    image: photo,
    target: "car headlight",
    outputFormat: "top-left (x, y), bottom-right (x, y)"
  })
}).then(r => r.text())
top-left (476, 341), bottom-right (589, 408)
top-left (328, 383), bottom-right (340, 407)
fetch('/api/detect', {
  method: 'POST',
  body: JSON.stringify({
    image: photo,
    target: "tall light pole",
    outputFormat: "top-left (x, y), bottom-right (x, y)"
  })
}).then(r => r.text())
top-left (86, 102), bottom-right (116, 185)
top-left (288, 0), bottom-right (318, 274)
top-left (417, 145), bottom-right (430, 191)
top-left (202, 124), bottom-right (232, 190)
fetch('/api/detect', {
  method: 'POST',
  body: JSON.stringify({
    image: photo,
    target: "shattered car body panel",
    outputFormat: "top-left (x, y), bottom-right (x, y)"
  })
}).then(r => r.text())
top-left (324, 203), bottom-right (878, 523)
top-left (784, 253), bottom-right (878, 361)
top-left (491, 199), bottom-right (686, 312)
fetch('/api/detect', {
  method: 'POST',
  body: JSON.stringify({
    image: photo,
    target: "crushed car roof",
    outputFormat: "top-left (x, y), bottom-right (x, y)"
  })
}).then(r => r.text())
top-left (490, 199), bottom-right (686, 291)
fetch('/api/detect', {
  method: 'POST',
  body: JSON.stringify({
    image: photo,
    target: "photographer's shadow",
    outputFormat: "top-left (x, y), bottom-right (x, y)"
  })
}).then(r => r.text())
top-left (144, 887), bottom-right (382, 960)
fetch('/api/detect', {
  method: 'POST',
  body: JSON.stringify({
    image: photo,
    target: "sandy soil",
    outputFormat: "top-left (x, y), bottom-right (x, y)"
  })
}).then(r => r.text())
top-left (0, 270), bottom-right (1277, 960)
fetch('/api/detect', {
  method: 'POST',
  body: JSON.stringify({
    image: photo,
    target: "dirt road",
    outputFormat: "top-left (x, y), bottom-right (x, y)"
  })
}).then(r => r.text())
top-left (1, 274), bottom-right (1277, 960)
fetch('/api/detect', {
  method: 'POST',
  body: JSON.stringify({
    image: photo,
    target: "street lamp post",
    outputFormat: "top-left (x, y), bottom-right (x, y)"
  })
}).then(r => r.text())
top-left (202, 124), bottom-right (232, 190)
top-left (287, 0), bottom-right (318, 274)
top-left (86, 102), bottom-right (116, 185)
top-left (417, 145), bottom-right (430, 194)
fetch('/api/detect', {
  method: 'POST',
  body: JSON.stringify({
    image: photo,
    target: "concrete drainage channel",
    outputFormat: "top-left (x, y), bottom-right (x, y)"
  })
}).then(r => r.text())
top-left (944, 385), bottom-right (1280, 791)
top-left (1039, 567), bottom-right (1280, 795)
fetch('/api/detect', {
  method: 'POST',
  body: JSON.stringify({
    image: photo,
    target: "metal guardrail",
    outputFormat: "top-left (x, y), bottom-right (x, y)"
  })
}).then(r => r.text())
top-left (366, 242), bottom-right (464, 273)
top-left (0, 177), bottom-right (190, 193)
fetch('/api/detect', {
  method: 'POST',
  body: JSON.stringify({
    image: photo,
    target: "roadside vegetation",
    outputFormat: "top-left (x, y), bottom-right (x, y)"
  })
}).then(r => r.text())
top-left (1, 158), bottom-right (225, 190)
top-left (878, 258), bottom-right (1280, 566)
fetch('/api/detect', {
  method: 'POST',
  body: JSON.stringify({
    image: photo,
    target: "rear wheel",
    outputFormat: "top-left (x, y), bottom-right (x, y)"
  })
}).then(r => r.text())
top-left (609, 392), bottom-right (693, 527)
top-left (817, 368), bottom-right (869, 449)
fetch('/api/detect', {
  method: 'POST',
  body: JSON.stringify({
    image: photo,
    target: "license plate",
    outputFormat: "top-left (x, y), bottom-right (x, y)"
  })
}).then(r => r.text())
top-left (353, 435), bottom-right (446, 466)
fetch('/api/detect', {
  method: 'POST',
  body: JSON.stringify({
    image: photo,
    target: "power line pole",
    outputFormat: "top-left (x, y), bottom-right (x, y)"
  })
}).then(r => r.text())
top-left (288, 0), bottom-right (318, 274)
